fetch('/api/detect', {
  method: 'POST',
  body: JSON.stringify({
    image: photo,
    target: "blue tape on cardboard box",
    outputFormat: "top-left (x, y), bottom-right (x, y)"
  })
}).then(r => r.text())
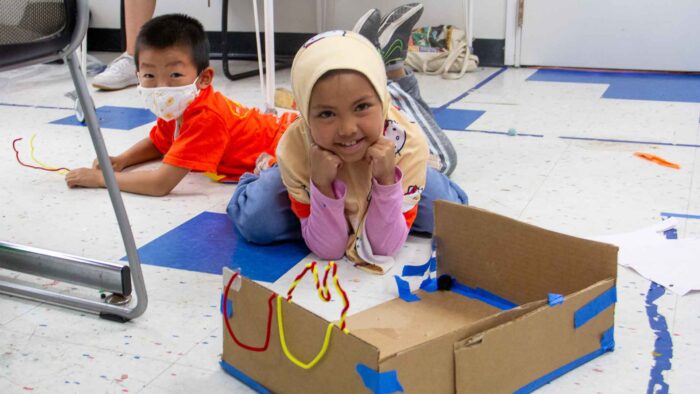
top-left (574, 287), bottom-right (617, 329)
top-left (515, 327), bottom-right (615, 394)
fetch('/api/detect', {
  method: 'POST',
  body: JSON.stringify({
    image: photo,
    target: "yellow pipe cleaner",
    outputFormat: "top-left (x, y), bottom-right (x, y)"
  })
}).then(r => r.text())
top-left (277, 261), bottom-right (350, 369)
top-left (29, 134), bottom-right (68, 174)
top-left (276, 296), bottom-right (335, 370)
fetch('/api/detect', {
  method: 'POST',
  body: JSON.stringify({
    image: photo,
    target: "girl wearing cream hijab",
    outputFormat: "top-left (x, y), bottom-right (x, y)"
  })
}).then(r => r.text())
top-left (276, 31), bottom-right (430, 274)
top-left (227, 29), bottom-right (468, 275)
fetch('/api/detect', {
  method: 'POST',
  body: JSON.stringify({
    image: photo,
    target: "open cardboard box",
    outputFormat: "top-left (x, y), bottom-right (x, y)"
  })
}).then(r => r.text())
top-left (221, 202), bottom-right (618, 393)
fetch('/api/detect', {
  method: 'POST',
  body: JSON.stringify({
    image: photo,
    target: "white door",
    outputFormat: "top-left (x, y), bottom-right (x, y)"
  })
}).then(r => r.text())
top-left (518, 0), bottom-right (700, 72)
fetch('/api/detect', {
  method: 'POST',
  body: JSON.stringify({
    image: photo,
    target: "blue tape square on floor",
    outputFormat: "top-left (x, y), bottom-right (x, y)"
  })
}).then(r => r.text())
top-left (50, 105), bottom-right (156, 130)
top-left (527, 69), bottom-right (700, 103)
top-left (124, 212), bottom-right (309, 282)
top-left (431, 108), bottom-right (485, 130)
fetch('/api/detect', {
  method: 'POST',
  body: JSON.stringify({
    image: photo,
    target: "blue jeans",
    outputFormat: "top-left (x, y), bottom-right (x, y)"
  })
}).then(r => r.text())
top-left (227, 166), bottom-right (468, 244)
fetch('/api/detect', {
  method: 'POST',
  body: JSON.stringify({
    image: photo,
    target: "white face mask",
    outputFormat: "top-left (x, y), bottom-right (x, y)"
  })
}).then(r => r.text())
top-left (137, 78), bottom-right (199, 121)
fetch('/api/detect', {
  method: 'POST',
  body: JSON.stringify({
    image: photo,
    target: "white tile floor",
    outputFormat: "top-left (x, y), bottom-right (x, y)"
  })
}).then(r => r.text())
top-left (1, 55), bottom-right (699, 393)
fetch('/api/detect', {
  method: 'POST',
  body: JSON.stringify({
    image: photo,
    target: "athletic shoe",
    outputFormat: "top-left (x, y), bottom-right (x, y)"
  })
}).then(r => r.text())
top-left (378, 3), bottom-right (424, 67)
top-left (352, 8), bottom-right (381, 48)
top-left (92, 52), bottom-right (138, 91)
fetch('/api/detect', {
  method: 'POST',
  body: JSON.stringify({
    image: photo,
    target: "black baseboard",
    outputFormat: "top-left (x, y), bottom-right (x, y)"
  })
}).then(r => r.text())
top-left (87, 27), bottom-right (311, 59)
top-left (87, 28), bottom-right (504, 66)
top-left (472, 39), bottom-right (505, 67)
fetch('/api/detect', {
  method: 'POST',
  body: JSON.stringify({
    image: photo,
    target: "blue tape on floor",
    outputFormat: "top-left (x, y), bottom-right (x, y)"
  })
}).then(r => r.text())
top-left (431, 108), bottom-right (485, 131)
top-left (559, 135), bottom-right (700, 149)
top-left (660, 212), bottom-right (700, 220)
top-left (645, 282), bottom-right (673, 394)
top-left (437, 66), bottom-right (508, 110)
top-left (451, 281), bottom-right (518, 310)
top-left (515, 326), bottom-right (615, 394)
top-left (401, 260), bottom-right (432, 277)
top-left (50, 105), bottom-right (155, 130)
top-left (394, 276), bottom-right (420, 302)
top-left (220, 360), bottom-right (272, 394)
top-left (466, 128), bottom-right (544, 138)
top-left (356, 364), bottom-right (404, 394)
top-left (528, 69), bottom-right (700, 103)
top-left (125, 212), bottom-right (309, 282)
top-left (419, 277), bottom-right (437, 292)
top-left (574, 286), bottom-right (617, 329)
top-left (548, 293), bottom-right (564, 306)
top-left (0, 102), bottom-right (73, 110)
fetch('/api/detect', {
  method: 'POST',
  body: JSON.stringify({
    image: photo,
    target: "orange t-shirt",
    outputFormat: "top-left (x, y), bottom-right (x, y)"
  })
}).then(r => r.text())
top-left (149, 85), bottom-right (296, 182)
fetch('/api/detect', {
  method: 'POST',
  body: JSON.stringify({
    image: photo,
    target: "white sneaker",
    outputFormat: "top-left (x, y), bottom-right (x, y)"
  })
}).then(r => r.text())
top-left (92, 52), bottom-right (138, 91)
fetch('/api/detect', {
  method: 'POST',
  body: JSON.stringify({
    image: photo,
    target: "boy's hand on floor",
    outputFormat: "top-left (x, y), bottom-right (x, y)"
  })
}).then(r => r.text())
top-left (309, 144), bottom-right (342, 198)
top-left (65, 168), bottom-right (104, 189)
top-left (366, 137), bottom-right (396, 185)
top-left (92, 156), bottom-right (126, 172)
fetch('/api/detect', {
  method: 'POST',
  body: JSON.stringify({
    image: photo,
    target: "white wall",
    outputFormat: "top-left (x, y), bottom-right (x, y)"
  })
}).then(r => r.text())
top-left (88, 0), bottom-right (507, 39)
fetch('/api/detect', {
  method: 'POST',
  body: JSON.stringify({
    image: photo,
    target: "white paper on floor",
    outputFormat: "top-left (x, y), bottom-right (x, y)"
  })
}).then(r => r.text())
top-left (588, 218), bottom-right (700, 296)
top-left (256, 235), bottom-right (434, 322)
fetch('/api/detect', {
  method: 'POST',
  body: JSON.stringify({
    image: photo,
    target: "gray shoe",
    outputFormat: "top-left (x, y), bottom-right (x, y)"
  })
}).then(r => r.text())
top-left (378, 3), bottom-right (424, 66)
top-left (352, 8), bottom-right (381, 48)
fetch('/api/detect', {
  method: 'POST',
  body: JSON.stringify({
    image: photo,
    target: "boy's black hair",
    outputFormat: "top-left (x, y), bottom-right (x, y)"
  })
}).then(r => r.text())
top-left (134, 14), bottom-right (210, 74)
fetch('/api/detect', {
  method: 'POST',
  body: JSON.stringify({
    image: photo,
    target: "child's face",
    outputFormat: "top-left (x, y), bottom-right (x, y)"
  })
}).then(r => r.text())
top-left (308, 71), bottom-right (383, 163)
top-left (137, 46), bottom-right (207, 88)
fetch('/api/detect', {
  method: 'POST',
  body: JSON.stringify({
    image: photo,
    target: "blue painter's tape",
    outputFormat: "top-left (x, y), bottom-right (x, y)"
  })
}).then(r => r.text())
top-left (394, 276), bottom-right (420, 302)
top-left (356, 364), bottom-right (404, 394)
top-left (220, 360), bottom-right (272, 394)
top-left (431, 108), bottom-right (485, 131)
top-left (50, 105), bottom-right (156, 130)
top-left (663, 228), bottom-right (678, 240)
top-left (401, 261), bottom-right (431, 277)
top-left (451, 281), bottom-right (517, 310)
top-left (515, 326), bottom-right (615, 394)
top-left (660, 212), bottom-right (700, 220)
top-left (645, 282), bottom-right (673, 394)
top-left (419, 277), bottom-right (437, 292)
top-left (574, 287), bottom-right (617, 329)
top-left (548, 293), bottom-right (564, 307)
top-left (436, 67), bottom-right (508, 110)
top-left (559, 135), bottom-right (700, 149)
top-left (600, 326), bottom-right (615, 352)
top-left (0, 102), bottom-right (73, 110)
top-left (429, 256), bottom-right (436, 272)
top-left (220, 293), bottom-right (233, 319)
top-left (122, 212), bottom-right (309, 282)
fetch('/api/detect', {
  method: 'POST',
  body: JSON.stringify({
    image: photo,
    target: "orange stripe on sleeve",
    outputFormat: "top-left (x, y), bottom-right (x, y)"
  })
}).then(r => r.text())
top-left (289, 195), bottom-right (311, 219)
top-left (402, 205), bottom-right (418, 229)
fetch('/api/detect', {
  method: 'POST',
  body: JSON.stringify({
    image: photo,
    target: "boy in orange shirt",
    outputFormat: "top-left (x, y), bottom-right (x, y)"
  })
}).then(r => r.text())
top-left (66, 14), bottom-right (294, 196)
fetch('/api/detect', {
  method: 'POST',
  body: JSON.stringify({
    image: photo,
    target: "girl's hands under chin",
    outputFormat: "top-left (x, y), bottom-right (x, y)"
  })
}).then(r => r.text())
top-left (309, 144), bottom-right (343, 198)
top-left (365, 137), bottom-right (396, 185)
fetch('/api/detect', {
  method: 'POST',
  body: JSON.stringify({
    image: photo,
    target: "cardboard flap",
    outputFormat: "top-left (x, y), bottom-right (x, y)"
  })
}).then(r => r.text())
top-left (434, 202), bottom-right (618, 304)
top-left (453, 279), bottom-right (616, 393)
top-left (376, 298), bottom-right (545, 394)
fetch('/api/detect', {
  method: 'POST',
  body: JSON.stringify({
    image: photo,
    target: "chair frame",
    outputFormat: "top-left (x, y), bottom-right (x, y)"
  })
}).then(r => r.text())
top-left (0, 0), bottom-right (147, 321)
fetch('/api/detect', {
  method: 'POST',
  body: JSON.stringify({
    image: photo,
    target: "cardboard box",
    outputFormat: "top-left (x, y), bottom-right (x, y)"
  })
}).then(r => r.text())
top-left (221, 202), bottom-right (618, 393)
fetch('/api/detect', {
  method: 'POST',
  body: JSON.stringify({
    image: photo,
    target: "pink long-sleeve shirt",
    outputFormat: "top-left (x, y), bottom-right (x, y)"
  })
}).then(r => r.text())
top-left (301, 169), bottom-right (409, 260)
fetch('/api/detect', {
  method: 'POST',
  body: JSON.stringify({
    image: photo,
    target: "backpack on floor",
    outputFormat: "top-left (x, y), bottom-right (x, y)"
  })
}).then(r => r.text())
top-left (406, 25), bottom-right (479, 79)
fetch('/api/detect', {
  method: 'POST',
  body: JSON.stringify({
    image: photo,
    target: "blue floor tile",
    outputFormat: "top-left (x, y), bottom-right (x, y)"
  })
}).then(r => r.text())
top-left (51, 105), bottom-right (155, 130)
top-left (126, 212), bottom-right (309, 282)
top-left (528, 69), bottom-right (700, 103)
top-left (431, 108), bottom-right (485, 130)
